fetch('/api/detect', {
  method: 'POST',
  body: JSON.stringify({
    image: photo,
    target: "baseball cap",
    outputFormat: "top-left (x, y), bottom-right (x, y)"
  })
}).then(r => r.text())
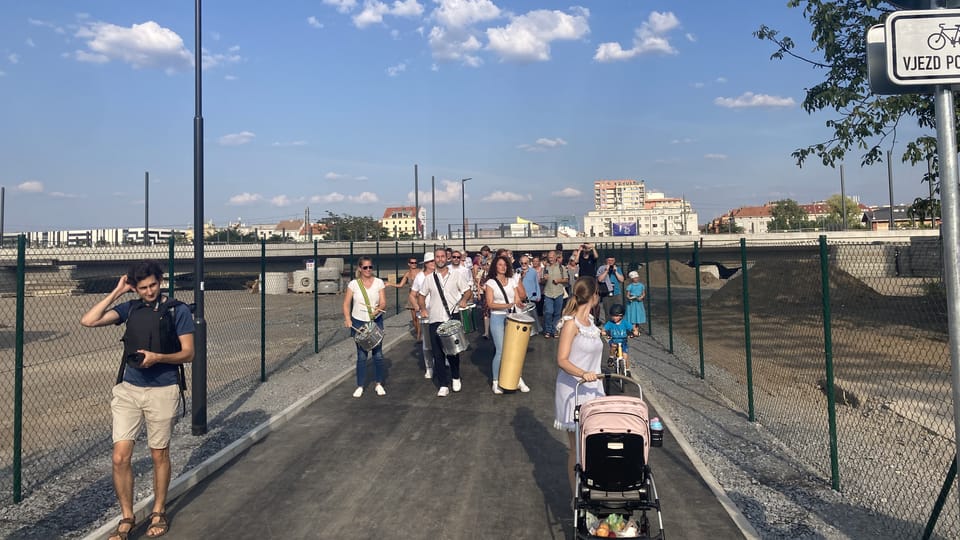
top-left (628, 271), bottom-right (639, 279)
top-left (423, 252), bottom-right (435, 263)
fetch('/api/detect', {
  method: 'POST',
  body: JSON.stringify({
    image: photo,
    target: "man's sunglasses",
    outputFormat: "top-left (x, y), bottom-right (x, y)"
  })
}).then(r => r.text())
top-left (408, 261), bottom-right (417, 264)
top-left (451, 256), bottom-right (461, 259)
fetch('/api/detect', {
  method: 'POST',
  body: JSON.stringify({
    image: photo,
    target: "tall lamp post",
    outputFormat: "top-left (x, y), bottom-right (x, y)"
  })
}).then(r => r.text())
top-left (192, 0), bottom-right (208, 435)
top-left (460, 177), bottom-right (471, 251)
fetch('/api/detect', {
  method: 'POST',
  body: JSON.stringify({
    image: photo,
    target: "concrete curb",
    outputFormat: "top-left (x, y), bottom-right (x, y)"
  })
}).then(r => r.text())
top-left (82, 319), bottom-right (408, 540)
top-left (643, 389), bottom-right (761, 540)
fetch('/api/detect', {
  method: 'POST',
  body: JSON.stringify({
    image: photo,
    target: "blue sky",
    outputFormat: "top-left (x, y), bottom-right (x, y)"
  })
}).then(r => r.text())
top-left (0, 1), bottom-right (935, 233)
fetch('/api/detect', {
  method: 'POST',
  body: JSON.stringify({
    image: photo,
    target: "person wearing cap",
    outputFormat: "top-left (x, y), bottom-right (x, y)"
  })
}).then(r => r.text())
top-left (625, 269), bottom-right (646, 336)
top-left (417, 248), bottom-right (473, 397)
top-left (410, 252), bottom-right (436, 376)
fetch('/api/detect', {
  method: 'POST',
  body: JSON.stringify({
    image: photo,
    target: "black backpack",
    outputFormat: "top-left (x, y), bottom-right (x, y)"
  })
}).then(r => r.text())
top-left (117, 298), bottom-right (192, 415)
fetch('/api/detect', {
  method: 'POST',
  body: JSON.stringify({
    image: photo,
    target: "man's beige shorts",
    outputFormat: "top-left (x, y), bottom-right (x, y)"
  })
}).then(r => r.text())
top-left (111, 382), bottom-right (180, 449)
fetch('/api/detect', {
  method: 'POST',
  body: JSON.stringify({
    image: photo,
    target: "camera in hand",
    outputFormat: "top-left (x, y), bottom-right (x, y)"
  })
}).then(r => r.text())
top-left (126, 352), bottom-right (146, 367)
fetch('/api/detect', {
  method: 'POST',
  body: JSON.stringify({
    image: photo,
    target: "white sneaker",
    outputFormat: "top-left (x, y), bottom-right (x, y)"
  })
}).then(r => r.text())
top-left (375, 383), bottom-right (386, 396)
top-left (492, 381), bottom-right (503, 395)
top-left (424, 368), bottom-right (433, 379)
top-left (352, 387), bottom-right (363, 398)
top-left (452, 378), bottom-right (462, 392)
top-left (518, 378), bottom-right (531, 393)
top-left (437, 386), bottom-right (450, 397)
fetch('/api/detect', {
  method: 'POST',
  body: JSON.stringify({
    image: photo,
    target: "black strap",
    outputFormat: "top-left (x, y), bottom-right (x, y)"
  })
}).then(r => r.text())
top-left (433, 272), bottom-right (453, 319)
top-left (494, 278), bottom-right (512, 312)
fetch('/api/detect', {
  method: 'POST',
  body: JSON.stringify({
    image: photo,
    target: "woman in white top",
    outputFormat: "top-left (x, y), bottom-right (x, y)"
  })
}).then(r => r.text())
top-left (484, 255), bottom-right (529, 394)
top-left (342, 256), bottom-right (387, 398)
top-left (554, 276), bottom-right (604, 494)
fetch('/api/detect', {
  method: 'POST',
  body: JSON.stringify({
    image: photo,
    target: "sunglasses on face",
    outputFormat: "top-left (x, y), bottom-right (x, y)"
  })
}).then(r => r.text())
top-left (452, 256), bottom-right (461, 259)
top-left (361, 265), bottom-right (374, 270)
top-left (408, 261), bottom-right (417, 264)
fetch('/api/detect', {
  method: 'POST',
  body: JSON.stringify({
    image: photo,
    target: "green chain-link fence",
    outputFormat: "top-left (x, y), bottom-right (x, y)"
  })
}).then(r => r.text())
top-left (601, 236), bottom-right (957, 539)
top-left (2, 238), bottom-right (419, 504)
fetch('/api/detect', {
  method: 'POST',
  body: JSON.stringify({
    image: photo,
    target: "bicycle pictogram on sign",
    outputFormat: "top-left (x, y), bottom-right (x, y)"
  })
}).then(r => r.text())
top-left (928, 23), bottom-right (960, 50)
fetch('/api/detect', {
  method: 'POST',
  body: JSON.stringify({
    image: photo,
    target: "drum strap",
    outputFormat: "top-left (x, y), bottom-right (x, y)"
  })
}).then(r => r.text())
top-left (356, 279), bottom-right (376, 320)
top-left (494, 278), bottom-right (513, 313)
top-left (433, 272), bottom-right (454, 319)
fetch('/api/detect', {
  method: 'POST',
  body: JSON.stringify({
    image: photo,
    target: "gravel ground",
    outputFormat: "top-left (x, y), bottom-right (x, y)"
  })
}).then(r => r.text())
top-left (1, 303), bottom-right (950, 539)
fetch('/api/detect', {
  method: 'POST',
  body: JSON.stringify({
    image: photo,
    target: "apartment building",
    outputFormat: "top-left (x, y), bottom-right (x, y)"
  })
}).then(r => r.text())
top-left (584, 179), bottom-right (698, 236)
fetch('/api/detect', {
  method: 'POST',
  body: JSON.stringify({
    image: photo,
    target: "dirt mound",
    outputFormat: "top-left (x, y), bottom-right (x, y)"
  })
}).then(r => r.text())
top-left (644, 259), bottom-right (715, 287)
top-left (706, 258), bottom-right (882, 311)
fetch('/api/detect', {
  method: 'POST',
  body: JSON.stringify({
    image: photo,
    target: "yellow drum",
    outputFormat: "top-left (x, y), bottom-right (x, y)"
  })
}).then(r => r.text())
top-left (499, 312), bottom-right (534, 390)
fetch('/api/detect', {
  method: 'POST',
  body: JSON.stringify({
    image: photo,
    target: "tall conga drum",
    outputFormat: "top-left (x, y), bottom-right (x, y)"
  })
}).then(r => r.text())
top-left (499, 312), bottom-right (534, 390)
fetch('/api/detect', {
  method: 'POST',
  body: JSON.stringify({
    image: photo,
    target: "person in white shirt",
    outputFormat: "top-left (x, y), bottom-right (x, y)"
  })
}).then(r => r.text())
top-left (342, 256), bottom-right (387, 398)
top-left (484, 255), bottom-right (530, 394)
top-left (417, 248), bottom-right (473, 397)
top-left (410, 252), bottom-right (435, 378)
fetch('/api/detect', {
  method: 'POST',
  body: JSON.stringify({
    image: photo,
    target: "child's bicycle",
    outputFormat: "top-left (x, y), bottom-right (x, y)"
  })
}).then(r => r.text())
top-left (603, 342), bottom-right (631, 394)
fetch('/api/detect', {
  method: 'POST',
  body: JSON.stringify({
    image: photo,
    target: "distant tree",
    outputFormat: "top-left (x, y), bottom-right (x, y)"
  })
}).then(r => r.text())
top-left (205, 229), bottom-right (259, 243)
top-left (321, 212), bottom-right (388, 241)
top-left (908, 197), bottom-right (941, 227)
top-left (823, 194), bottom-right (863, 229)
top-left (767, 199), bottom-right (809, 232)
top-left (754, 1), bottom-right (947, 195)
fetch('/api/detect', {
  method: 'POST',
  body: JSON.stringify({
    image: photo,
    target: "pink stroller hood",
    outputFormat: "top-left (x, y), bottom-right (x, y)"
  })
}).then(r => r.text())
top-left (579, 395), bottom-right (651, 468)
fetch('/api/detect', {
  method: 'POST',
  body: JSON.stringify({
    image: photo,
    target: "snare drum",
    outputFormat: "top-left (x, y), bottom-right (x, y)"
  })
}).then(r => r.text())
top-left (518, 302), bottom-right (541, 336)
top-left (459, 303), bottom-right (479, 334)
top-left (354, 321), bottom-right (384, 352)
top-left (437, 319), bottom-right (469, 356)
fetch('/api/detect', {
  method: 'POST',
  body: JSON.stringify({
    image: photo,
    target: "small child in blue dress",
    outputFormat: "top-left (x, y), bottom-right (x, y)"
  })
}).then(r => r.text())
top-left (601, 304), bottom-right (634, 374)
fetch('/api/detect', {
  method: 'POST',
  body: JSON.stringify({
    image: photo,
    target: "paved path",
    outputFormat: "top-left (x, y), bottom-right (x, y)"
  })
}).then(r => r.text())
top-left (126, 329), bottom-right (749, 539)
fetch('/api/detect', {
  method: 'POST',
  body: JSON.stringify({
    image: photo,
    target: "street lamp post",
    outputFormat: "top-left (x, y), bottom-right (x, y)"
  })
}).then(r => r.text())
top-left (460, 178), bottom-right (471, 251)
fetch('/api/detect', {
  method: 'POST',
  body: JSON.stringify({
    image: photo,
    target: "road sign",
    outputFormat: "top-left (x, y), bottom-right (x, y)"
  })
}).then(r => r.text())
top-left (886, 8), bottom-right (960, 85)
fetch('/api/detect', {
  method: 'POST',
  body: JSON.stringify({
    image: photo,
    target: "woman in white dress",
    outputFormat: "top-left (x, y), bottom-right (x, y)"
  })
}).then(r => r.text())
top-left (554, 276), bottom-right (604, 494)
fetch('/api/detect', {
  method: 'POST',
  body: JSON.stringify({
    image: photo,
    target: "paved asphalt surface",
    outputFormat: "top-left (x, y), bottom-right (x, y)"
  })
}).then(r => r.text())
top-left (141, 328), bottom-right (746, 539)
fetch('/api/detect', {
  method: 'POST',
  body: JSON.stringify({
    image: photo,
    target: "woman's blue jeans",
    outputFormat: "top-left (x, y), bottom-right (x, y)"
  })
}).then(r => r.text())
top-left (351, 316), bottom-right (384, 387)
top-left (490, 312), bottom-right (507, 381)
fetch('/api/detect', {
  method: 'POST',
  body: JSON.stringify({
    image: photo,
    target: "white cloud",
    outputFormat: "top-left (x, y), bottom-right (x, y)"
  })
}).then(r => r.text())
top-left (714, 92), bottom-right (795, 109)
top-left (49, 191), bottom-right (84, 199)
top-left (553, 187), bottom-right (582, 198)
top-left (8, 53), bottom-right (19, 64)
top-left (686, 33), bottom-right (696, 42)
top-left (428, 26), bottom-right (483, 66)
top-left (487, 7), bottom-right (590, 62)
top-left (307, 16), bottom-right (324, 29)
top-left (349, 191), bottom-right (380, 203)
top-left (219, 131), bottom-right (256, 146)
top-left (271, 140), bottom-right (308, 147)
top-left (26, 38), bottom-right (36, 47)
top-left (325, 172), bottom-right (348, 180)
top-left (409, 179), bottom-right (463, 204)
top-left (18, 181), bottom-right (44, 193)
top-left (716, 76), bottom-right (727, 84)
top-left (228, 192), bottom-right (262, 205)
top-left (482, 191), bottom-right (532, 202)
top-left (386, 62), bottom-right (407, 76)
top-left (28, 18), bottom-right (65, 34)
top-left (74, 21), bottom-right (194, 73)
top-left (353, 0), bottom-right (423, 28)
top-left (271, 195), bottom-right (294, 207)
top-left (433, 0), bottom-right (501, 28)
top-left (324, 0), bottom-right (358, 14)
top-left (0, 70), bottom-right (5, 77)
top-left (671, 138), bottom-right (695, 144)
top-left (355, 175), bottom-right (369, 181)
top-left (704, 153), bottom-right (728, 160)
top-left (311, 192), bottom-right (346, 203)
top-left (224, 74), bottom-right (238, 81)
top-left (202, 46), bottom-right (243, 70)
top-left (519, 137), bottom-right (567, 151)
top-left (594, 11), bottom-right (680, 62)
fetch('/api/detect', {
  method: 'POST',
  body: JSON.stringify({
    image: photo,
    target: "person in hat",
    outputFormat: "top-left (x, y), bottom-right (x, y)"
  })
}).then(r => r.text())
top-left (410, 252), bottom-right (436, 376)
top-left (625, 270), bottom-right (646, 335)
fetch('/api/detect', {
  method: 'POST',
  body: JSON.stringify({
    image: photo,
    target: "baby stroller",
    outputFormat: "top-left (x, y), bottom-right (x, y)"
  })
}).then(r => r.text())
top-left (573, 374), bottom-right (664, 538)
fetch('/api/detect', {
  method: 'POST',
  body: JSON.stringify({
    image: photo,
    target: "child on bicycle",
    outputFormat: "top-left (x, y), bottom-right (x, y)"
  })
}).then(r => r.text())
top-left (601, 304), bottom-right (633, 375)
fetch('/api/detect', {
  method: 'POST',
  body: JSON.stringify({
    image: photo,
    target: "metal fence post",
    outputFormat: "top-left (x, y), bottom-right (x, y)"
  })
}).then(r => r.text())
top-left (13, 234), bottom-right (25, 502)
top-left (260, 238), bottom-right (266, 383)
top-left (819, 235), bottom-right (840, 490)
top-left (314, 240), bottom-right (319, 354)
top-left (924, 454), bottom-right (957, 539)
top-left (694, 241), bottom-right (705, 379)
top-left (349, 241), bottom-right (354, 278)
top-left (644, 242), bottom-right (651, 336)
top-left (740, 237), bottom-right (755, 422)
top-left (665, 242), bottom-right (673, 353)
top-left (168, 235), bottom-right (175, 298)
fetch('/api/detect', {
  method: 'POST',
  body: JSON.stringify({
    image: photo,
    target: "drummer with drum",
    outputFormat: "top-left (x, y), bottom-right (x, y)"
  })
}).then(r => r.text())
top-left (484, 255), bottom-right (531, 394)
top-left (417, 248), bottom-right (474, 397)
top-left (343, 256), bottom-right (387, 398)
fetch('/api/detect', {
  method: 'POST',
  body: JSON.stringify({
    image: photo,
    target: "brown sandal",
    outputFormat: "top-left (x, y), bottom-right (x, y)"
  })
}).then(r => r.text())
top-left (109, 517), bottom-right (135, 540)
top-left (146, 511), bottom-right (169, 538)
